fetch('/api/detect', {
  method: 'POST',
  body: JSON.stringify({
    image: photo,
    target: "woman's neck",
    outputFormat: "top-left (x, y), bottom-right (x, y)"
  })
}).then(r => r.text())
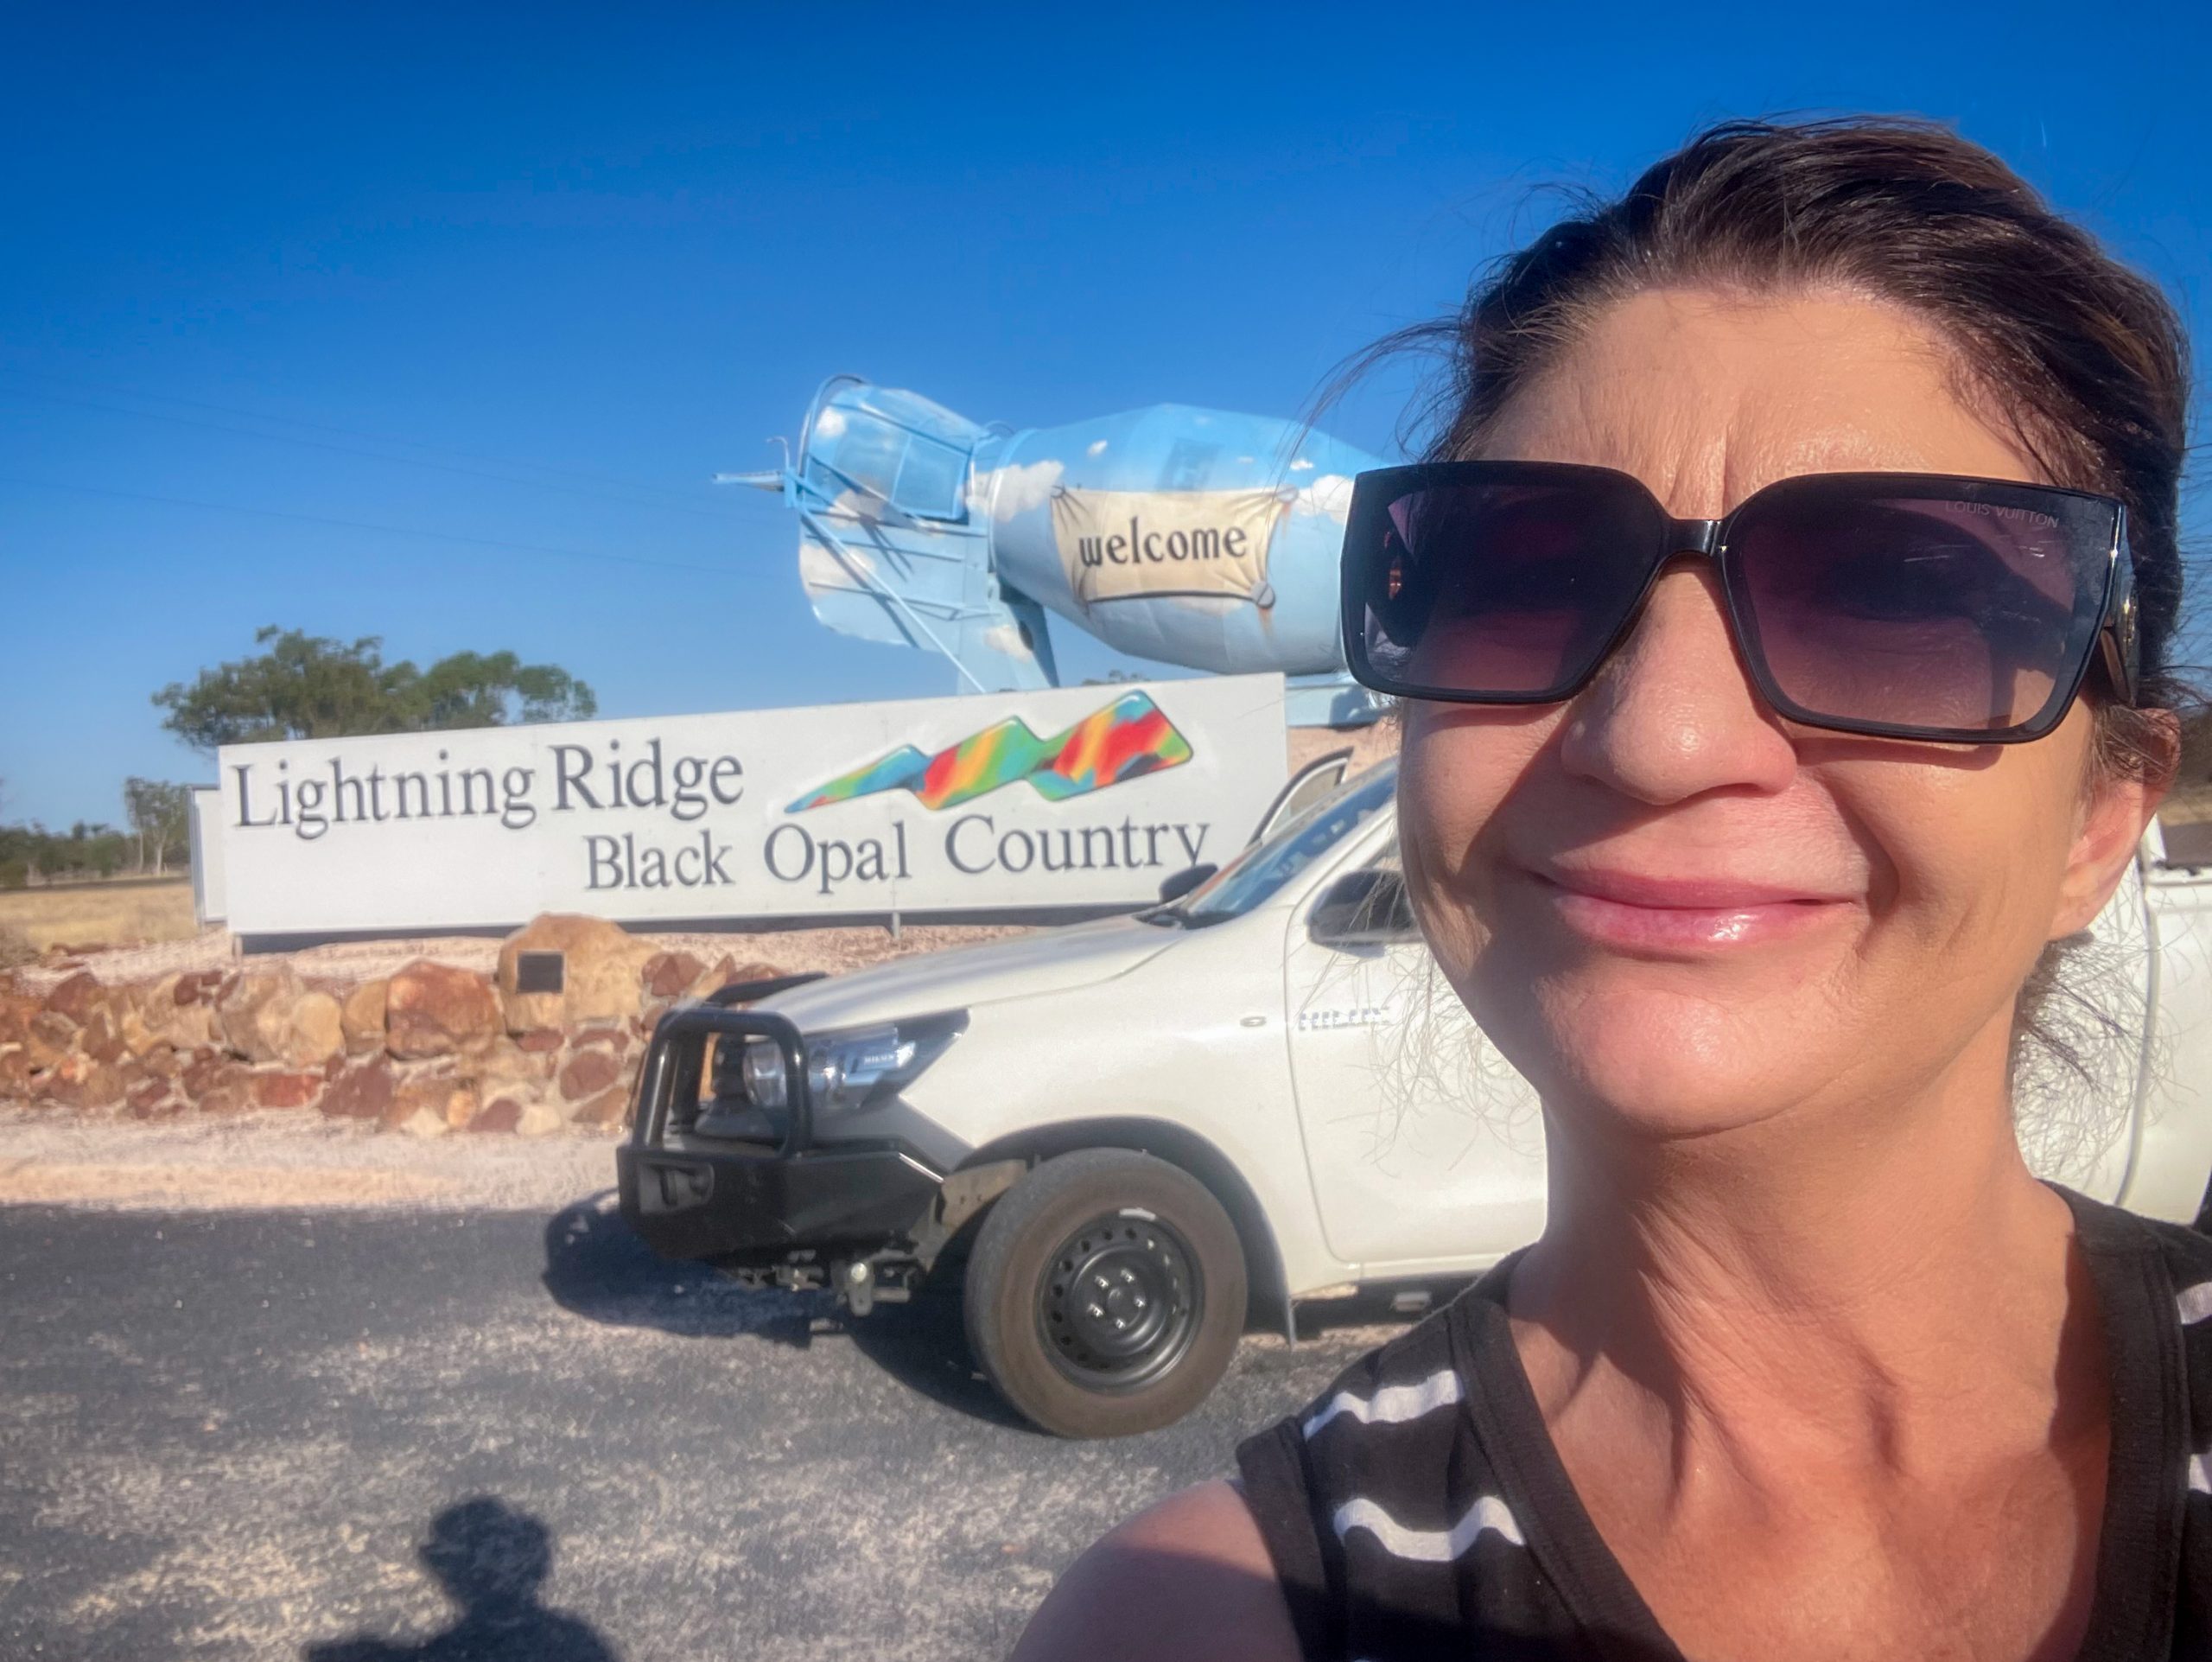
top-left (1510, 1027), bottom-right (2090, 1480)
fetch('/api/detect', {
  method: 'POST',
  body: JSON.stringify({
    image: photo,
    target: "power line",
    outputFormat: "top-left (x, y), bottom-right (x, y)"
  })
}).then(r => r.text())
top-left (0, 472), bottom-right (755, 579)
top-left (0, 385), bottom-right (759, 523)
top-left (0, 364), bottom-right (789, 513)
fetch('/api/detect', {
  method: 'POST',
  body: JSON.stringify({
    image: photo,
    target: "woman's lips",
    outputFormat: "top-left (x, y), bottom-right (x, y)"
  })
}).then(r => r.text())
top-left (1527, 867), bottom-right (1856, 951)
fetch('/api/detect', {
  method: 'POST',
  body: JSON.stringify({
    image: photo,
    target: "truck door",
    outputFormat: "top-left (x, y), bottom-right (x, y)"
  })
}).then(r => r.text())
top-left (1281, 833), bottom-right (1548, 1273)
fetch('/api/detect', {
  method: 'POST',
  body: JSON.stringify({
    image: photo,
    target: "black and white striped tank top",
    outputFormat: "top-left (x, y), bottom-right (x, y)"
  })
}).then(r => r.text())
top-left (1236, 1189), bottom-right (2212, 1661)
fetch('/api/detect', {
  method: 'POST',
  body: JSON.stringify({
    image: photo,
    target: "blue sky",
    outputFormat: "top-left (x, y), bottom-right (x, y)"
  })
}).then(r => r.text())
top-left (3, 1), bottom-right (2207, 827)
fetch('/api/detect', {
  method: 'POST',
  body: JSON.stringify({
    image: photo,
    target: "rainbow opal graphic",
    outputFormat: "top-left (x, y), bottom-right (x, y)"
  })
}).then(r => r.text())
top-left (788, 691), bottom-right (1194, 813)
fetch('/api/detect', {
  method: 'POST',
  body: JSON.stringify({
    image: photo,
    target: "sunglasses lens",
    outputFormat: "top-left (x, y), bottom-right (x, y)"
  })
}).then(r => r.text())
top-left (1728, 489), bottom-right (2112, 735)
top-left (1357, 480), bottom-right (1655, 698)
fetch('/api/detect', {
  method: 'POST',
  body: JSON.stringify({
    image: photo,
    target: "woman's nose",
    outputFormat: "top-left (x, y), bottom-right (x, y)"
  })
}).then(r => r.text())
top-left (1555, 563), bottom-right (1798, 805)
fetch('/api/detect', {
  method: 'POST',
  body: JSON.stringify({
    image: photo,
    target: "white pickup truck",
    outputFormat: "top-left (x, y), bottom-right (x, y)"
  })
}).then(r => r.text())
top-left (618, 757), bottom-right (2212, 1436)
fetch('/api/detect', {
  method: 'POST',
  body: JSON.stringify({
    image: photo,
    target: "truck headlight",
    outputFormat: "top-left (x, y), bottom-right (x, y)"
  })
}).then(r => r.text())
top-left (740, 1011), bottom-right (967, 1116)
top-left (741, 1039), bottom-right (788, 1108)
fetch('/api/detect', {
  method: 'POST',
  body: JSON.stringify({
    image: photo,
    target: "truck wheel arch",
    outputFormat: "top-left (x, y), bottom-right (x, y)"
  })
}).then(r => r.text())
top-left (954, 1118), bottom-right (1293, 1339)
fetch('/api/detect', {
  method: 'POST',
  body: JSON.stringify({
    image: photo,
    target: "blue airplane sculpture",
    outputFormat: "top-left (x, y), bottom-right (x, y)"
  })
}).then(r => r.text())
top-left (724, 376), bottom-right (1388, 726)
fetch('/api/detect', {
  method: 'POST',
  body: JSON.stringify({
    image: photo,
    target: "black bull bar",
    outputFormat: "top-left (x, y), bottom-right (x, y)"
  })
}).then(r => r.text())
top-left (615, 979), bottom-right (944, 1264)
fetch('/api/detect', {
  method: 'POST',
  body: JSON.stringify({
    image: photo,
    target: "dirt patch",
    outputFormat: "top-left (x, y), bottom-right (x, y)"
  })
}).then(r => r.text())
top-left (14, 919), bottom-right (1026, 996)
top-left (0, 1108), bottom-right (614, 1212)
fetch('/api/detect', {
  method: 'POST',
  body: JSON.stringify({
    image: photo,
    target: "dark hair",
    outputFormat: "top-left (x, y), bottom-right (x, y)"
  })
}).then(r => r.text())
top-left (1367, 116), bottom-right (2193, 771)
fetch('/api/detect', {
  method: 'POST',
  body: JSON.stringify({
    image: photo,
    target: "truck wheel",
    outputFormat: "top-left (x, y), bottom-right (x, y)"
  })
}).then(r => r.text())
top-left (964, 1149), bottom-right (1247, 1438)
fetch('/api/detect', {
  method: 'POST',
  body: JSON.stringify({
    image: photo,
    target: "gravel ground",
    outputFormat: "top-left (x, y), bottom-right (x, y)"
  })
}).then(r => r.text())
top-left (10, 919), bottom-right (1027, 996)
top-left (0, 1108), bottom-right (620, 1211)
top-left (0, 1172), bottom-right (1408, 1660)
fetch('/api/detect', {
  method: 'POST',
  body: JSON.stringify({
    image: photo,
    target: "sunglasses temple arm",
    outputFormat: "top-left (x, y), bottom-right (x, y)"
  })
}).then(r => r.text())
top-left (2099, 522), bottom-right (2142, 706)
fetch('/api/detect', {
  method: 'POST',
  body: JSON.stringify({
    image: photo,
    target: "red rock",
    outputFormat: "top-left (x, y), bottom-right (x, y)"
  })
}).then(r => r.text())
top-left (179, 1050), bottom-right (253, 1113)
top-left (43, 971), bottom-right (105, 1024)
top-left (0, 1047), bottom-right (35, 1098)
top-left (573, 1024), bottom-right (629, 1055)
top-left (386, 1071), bottom-right (476, 1130)
top-left (79, 1004), bottom-right (126, 1065)
top-left (181, 1052), bottom-right (245, 1098)
top-left (321, 1059), bottom-right (397, 1121)
top-left (47, 1053), bottom-right (124, 1109)
top-left (340, 978), bottom-right (389, 1053)
top-left (0, 984), bottom-right (41, 1046)
top-left (197, 1081), bottom-right (251, 1115)
top-left (642, 951), bottom-right (706, 1000)
top-left (217, 971), bottom-right (343, 1068)
top-left (516, 1027), bottom-right (563, 1054)
top-left (469, 1096), bottom-right (524, 1134)
top-left (125, 1074), bottom-right (173, 1113)
top-left (385, 961), bottom-right (501, 1060)
top-left (173, 971), bottom-right (222, 1007)
top-left (248, 1069), bottom-right (325, 1110)
top-left (571, 1085), bottom-right (632, 1128)
top-left (25, 1010), bottom-right (76, 1068)
top-left (558, 1048), bottom-right (622, 1100)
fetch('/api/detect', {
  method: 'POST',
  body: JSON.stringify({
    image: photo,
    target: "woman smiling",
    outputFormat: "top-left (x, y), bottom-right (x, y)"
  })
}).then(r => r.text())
top-left (1015, 118), bottom-right (2202, 1661)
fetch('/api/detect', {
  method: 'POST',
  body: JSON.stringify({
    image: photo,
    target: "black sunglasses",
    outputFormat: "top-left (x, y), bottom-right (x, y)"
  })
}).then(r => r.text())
top-left (1338, 462), bottom-right (2139, 743)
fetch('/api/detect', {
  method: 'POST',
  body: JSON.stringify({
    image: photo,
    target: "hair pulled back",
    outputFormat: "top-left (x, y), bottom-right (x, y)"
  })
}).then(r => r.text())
top-left (1382, 117), bottom-right (2193, 764)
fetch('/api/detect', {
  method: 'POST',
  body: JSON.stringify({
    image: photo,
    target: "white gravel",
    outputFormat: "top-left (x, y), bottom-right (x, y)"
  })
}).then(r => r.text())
top-left (12, 920), bottom-right (1027, 994)
top-left (0, 1107), bottom-right (620, 1212)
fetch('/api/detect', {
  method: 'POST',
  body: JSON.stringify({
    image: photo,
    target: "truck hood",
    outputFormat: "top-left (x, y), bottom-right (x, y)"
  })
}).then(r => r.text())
top-left (760, 914), bottom-right (1182, 1032)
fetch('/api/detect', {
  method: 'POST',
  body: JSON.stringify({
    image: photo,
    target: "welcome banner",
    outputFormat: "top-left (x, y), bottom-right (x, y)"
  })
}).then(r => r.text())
top-left (1050, 487), bottom-right (1287, 608)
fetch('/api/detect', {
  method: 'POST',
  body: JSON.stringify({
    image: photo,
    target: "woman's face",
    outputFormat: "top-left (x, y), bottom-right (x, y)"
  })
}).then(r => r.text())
top-left (1398, 287), bottom-right (2158, 1141)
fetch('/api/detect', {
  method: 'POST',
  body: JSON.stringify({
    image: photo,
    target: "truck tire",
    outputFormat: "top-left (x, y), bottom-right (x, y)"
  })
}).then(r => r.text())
top-left (964, 1149), bottom-right (1247, 1437)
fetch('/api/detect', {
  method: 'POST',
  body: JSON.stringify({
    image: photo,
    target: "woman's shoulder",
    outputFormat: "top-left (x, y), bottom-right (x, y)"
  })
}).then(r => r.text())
top-left (1248, 1285), bottom-right (1488, 1477)
top-left (1007, 1480), bottom-right (1306, 1662)
top-left (1012, 1299), bottom-right (1490, 1662)
top-left (2064, 1188), bottom-right (2212, 1293)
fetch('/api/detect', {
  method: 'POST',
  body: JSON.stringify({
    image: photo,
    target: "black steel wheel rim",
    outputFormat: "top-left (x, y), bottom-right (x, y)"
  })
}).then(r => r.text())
top-left (1036, 1211), bottom-right (1204, 1392)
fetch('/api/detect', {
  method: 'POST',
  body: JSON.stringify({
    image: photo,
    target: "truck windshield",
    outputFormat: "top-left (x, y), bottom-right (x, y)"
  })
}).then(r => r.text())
top-left (1168, 763), bottom-right (1397, 925)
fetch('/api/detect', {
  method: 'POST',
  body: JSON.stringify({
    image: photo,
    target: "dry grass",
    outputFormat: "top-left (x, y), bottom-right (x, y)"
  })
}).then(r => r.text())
top-left (0, 878), bottom-right (200, 952)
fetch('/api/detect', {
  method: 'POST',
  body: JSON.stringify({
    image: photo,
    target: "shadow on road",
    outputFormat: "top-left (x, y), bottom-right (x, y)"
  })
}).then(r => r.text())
top-left (539, 1193), bottom-right (1027, 1430)
top-left (302, 1497), bottom-right (617, 1662)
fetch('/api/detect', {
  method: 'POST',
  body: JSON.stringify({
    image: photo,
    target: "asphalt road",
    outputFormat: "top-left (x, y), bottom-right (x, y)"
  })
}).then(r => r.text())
top-left (0, 1196), bottom-right (1402, 1661)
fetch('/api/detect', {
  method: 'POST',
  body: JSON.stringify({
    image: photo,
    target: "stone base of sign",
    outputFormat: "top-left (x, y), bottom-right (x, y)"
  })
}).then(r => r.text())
top-left (2, 914), bottom-right (852, 1135)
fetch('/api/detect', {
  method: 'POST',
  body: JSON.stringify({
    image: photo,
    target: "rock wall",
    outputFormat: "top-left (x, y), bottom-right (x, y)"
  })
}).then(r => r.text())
top-left (0, 914), bottom-right (781, 1137)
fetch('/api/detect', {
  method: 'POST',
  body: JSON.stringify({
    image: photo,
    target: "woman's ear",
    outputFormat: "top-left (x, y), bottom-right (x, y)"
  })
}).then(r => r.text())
top-left (2048, 711), bottom-right (2177, 939)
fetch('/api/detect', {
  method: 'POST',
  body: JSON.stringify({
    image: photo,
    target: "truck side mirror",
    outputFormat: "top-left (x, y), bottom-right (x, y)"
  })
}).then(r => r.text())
top-left (1157, 863), bottom-right (1217, 903)
top-left (1307, 867), bottom-right (1419, 947)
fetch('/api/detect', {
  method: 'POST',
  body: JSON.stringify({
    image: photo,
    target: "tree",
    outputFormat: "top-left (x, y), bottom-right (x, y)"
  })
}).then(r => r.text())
top-left (153, 627), bottom-right (597, 757)
top-left (122, 778), bottom-right (193, 876)
top-left (0, 819), bottom-right (131, 887)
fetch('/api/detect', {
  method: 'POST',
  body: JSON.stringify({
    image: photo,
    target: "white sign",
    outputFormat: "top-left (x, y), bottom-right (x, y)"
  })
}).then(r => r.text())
top-left (188, 785), bottom-right (227, 926)
top-left (215, 675), bottom-right (1287, 939)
